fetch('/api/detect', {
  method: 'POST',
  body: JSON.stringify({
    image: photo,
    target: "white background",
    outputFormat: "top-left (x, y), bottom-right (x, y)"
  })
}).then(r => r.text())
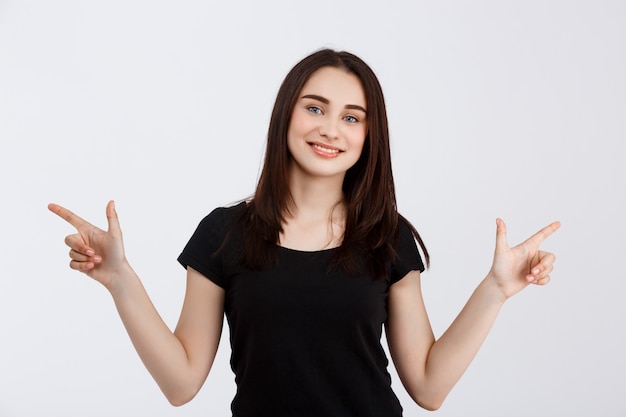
top-left (1, 1), bottom-right (625, 416)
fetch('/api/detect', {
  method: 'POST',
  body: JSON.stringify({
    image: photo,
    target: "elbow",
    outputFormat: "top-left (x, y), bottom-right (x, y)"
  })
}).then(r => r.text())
top-left (166, 393), bottom-right (194, 407)
top-left (163, 386), bottom-right (200, 407)
top-left (417, 398), bottom-right (443, 412)
top-left (410, 391), bottom-right (447, 412)
top-left (167, 395), bottom-right (192, 407)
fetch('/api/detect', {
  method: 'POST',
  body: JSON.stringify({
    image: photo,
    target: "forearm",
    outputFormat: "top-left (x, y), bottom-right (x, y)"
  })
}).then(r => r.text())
top-left (391, 220), bottom-right (559, 410)
top-left (106, 263), bottom-right (195, 403)
top-left (422, 275), bottom-right (505, 404)
top-left (49, 202), bottom-right (219, 405)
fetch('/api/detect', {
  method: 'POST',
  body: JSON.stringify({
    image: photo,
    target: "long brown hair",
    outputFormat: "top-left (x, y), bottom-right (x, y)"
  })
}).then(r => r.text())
top-left (239, 48), bottom-right (429, 278)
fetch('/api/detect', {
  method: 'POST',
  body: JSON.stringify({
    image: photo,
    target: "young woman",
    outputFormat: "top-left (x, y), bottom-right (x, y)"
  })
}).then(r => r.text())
top-left (49, 49), bottom-right (559, 416)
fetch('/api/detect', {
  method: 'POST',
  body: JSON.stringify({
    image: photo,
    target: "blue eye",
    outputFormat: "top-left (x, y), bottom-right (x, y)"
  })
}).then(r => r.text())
top-left (307, 106), bottom-right (322, 115)
top-left (344, 115), bottom-right (358, 123)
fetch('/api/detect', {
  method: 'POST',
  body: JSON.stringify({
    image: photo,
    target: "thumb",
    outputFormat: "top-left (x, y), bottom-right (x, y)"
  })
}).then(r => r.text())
top-left (495, 218), bottom-right (508, 253)
top-left (106, 200), bottom-right (122, 235)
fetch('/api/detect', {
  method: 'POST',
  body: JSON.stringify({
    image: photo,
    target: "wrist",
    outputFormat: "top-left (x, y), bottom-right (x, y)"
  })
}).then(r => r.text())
top-left (104, 260), bottom-right (136, 296)
top-left (481, 273), bottom-right (509, 305)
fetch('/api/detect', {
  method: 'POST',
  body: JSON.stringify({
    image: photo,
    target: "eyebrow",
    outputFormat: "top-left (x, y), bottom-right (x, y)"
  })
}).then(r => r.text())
top-left (301, 94), bottom-right (367, 114)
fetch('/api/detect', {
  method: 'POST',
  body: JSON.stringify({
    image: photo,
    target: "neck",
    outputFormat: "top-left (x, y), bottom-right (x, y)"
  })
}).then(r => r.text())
top-left (278, 165), bottom-right (346, 250)
top-left (286, 168), bottom-right (345, 222)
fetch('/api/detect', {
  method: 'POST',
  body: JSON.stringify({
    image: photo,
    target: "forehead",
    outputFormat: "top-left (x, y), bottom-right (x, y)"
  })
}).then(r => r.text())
top-left (301, 67), bottom-right (366, 107)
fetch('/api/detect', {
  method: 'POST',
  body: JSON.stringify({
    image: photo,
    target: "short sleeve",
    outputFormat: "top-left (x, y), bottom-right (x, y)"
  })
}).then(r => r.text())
top-left (389, 219), bottom-right (425, 284)
top-left (177, 205), bottom-right (240, 289)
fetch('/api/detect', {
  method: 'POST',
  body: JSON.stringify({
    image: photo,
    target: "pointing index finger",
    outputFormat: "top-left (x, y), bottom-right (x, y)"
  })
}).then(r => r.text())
top-left (48, 203), bottom-right (89, 229)
top-left (525, 221), bottom-right (561, 247)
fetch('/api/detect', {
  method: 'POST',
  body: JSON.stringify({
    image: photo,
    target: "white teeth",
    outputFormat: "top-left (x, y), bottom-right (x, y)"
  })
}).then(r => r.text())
top-left (312, 144), bottom-right (340, 153)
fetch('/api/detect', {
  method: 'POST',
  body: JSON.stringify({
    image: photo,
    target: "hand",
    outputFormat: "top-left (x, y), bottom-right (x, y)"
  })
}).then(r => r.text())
top-left (488, 218), bottom-right (560, 301)
top-left (48, 200), bottom-right (127, 289)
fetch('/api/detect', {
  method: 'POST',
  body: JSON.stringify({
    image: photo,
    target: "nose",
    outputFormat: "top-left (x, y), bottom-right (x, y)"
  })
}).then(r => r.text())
top-left (319, 116), bottom-right (340, 140)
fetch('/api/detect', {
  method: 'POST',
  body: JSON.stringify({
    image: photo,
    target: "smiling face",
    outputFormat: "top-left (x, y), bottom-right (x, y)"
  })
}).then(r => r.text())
top-left (287, 66), bottom-right (368, 182)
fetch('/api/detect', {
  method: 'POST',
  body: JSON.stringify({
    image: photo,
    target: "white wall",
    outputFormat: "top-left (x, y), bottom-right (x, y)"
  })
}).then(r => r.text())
top-left (1, 1), bottom-right (624, 415)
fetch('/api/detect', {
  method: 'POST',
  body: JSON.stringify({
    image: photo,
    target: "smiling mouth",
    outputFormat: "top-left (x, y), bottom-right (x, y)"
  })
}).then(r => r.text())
top-left (310, 143), bottom-right (342, 154)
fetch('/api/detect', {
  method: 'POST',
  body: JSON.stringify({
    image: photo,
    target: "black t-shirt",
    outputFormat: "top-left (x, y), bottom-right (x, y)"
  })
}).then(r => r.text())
top-left (178, 202), bottom-right (424, 417)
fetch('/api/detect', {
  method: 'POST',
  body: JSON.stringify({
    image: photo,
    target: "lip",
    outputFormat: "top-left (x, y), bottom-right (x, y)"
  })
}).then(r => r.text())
top-left (308, 142), bottom-right (343, 158)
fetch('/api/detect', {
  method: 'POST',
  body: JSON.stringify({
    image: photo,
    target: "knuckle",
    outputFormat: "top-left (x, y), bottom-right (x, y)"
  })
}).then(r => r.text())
top-left (64, 234), bottom-right (79, 247)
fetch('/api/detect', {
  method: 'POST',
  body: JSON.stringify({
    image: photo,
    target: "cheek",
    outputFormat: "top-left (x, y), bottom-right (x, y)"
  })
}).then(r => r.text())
top-left (286, 117), bottom-right (298, 149)
top-left (287, 116), bottom-right (308, 155)
top-left (350, 129), bottom-right (367, 153)
top-left (289, 110), bottom-right (314, 136)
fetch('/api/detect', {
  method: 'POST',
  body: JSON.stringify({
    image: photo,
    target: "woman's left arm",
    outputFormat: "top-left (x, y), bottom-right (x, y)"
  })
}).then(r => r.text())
top-left (386, 219), bottom-right (560, 411)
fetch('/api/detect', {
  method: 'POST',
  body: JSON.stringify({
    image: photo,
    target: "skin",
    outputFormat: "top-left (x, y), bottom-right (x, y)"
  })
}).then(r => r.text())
top-left (282, 67), bottom-right (367, 250)
top-left (49, 66), bottom-right (559, 409)
top-left (287, 66), bottom-right (367, 183)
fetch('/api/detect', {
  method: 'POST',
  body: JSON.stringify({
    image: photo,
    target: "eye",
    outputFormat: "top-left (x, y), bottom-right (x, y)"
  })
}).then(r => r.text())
top-left (307, 106), bottom-right (322, 115)
top-left (344, 115), bottom-right (358, 123)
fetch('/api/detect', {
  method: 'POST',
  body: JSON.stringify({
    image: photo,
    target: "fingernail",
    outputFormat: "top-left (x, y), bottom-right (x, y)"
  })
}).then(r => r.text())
top-left (86, 249), bottom-right (94, 256)
top-left (533, 268), bottom-right (540, 275)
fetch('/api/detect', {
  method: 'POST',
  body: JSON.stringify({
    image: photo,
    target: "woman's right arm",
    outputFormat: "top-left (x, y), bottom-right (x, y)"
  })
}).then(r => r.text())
top-left (49, 201), bottom-right (224, 406)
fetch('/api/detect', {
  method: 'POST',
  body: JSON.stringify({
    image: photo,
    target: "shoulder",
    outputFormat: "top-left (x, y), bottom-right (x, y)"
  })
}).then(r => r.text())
top-left (197, 201), bottom-right (247, 231)
top-left (205, 200), bottom-right (247, 221)
top-left (178, 201), bottom-right (248, 283)
top-left (397, 217), bottom-right (414, 242)
top-left (182, 201), bottom-right (248, 254)
top-left (395, 216), bottom-right (420, 255)
top-left (389, 215), bottom-right (425, 283)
